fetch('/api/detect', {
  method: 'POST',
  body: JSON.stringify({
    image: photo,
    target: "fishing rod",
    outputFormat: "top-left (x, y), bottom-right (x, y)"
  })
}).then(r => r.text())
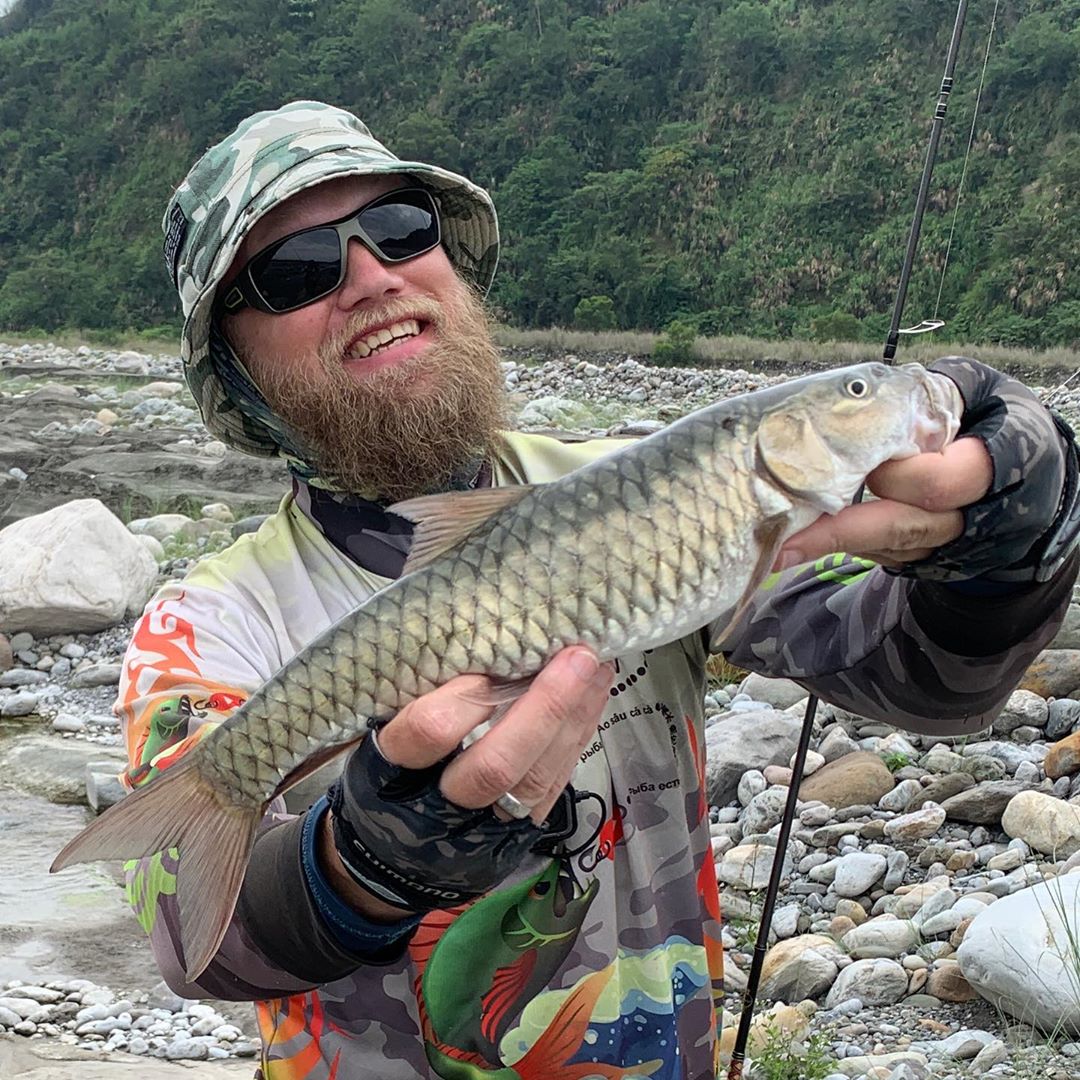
top-left (725, 2), bottom-right (969, 1075)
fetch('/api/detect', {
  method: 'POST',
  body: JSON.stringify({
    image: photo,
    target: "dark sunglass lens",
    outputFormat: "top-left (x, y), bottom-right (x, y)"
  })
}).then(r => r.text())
top-left (362, 195), bottom-right (439, 261)
top-left (251, 228), bottom-right (342, 311)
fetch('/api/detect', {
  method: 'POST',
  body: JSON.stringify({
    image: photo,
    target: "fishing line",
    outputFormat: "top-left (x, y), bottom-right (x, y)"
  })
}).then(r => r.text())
top-left (933, 0), bottom-right (1002, 324)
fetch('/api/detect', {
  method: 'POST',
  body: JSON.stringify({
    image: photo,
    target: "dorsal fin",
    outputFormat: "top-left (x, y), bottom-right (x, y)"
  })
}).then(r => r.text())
top-left (389, 486), bottom-right (537, 575)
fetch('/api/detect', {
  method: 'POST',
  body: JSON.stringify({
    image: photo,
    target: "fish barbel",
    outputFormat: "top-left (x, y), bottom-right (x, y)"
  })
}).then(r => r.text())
top-left (51, 362), bottom-right (962, 978)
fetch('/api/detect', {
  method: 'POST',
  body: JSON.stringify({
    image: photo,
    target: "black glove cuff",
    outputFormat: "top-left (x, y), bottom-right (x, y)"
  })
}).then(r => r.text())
top-left (329, 731), bottom-right (542, 913)
top-left (1021, 410), bottom-right (1080, 582)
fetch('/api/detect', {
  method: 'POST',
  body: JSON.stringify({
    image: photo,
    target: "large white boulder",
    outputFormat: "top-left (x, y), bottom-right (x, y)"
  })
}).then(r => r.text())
top-left (0, 499), bottom-right (158, 634)
top-left (957, 873), bottom-right (1080, 1032)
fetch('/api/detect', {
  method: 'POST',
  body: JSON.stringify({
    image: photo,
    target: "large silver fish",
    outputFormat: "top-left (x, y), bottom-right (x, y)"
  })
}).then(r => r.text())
top-left (52, 362), bottom-right (962, 978)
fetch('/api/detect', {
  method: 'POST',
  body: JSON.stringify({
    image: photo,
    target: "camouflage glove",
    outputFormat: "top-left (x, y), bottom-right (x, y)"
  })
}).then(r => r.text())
top-left (899, 356), bottom-right (1080, 584)
top-left (327, 727), bottom-right (543, 913)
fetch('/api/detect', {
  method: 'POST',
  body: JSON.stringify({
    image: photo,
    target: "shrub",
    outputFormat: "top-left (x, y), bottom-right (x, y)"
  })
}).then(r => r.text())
top-left (652, 319), bottom-right (698, 366)
top-left (573, 295), bottom-right (618, 332)
top-left (750, 1020), bottom-right (835, 1080)
top-left (810, 310), bottom-right (863, 343)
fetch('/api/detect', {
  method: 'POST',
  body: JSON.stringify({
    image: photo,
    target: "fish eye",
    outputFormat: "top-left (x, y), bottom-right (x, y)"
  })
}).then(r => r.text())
top-left (845, 378), bottom-right (870, 398)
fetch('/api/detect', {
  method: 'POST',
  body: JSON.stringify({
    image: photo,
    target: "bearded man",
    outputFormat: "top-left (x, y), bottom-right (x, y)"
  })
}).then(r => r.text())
top-left (115, 101), bottom-right (1079, 1079)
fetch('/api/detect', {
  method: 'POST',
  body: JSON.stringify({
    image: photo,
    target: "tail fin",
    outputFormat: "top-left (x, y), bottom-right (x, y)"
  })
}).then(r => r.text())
top-left (515, 967), bottom-right (663, 1080)
top-left (50, 755), bottom-right (261, 981)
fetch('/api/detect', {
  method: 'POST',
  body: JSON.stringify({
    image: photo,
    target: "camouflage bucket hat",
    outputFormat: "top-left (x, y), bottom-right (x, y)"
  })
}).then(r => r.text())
top-left (163, 100), bottom-right (500, 458)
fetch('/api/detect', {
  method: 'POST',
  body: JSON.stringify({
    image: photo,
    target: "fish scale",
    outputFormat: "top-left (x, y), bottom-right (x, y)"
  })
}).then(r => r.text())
top-left (50, 361), bottom-right (963, 979)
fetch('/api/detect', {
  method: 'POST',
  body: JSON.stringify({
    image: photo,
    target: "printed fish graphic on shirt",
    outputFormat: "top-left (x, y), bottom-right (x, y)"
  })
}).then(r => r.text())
top-left (414, 860), bottom-right (659, 1079)
top-left (51, 363), bottom-right (963, 979)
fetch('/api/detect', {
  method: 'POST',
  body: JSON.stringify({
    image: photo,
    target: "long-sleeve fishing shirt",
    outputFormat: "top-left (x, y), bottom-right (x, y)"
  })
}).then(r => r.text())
top-left (117, 430), bottom-right (1076, 1080)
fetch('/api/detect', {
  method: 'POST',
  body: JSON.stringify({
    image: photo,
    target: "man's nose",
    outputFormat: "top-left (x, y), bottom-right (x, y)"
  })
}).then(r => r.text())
top-left (335, 237), bottom-right (407, 308)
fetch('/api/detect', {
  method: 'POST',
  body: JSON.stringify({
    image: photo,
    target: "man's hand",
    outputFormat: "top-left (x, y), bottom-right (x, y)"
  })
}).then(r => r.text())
top-left (775, 357), bottom-right (1073, 581)
top-left (775, 437), bottom-right (992, 569)
top-left (320, 646), bottom-right (615, 920)
top-left (379, 646), bottom-right (615, 823)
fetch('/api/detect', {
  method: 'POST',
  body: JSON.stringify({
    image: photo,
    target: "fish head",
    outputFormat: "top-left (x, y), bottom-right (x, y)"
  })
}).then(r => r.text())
top-left (501, 861), bottom-right (600, 945)
top-left (756, 362), bottom-right (963, 514)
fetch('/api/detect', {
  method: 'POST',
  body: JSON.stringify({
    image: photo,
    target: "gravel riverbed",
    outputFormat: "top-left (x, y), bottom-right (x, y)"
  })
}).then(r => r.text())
top-left (5, 340), bottom-right (1080, 1080)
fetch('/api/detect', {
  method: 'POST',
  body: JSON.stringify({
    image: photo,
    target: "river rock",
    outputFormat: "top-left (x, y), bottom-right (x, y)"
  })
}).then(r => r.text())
top-left (927, 959), bottom-right (977, 1002)
top-left (705, 708), bottom-right (801, 805)
top-left (941, 780), bottom-right (1033, 825)
top-left (930, 1029), bottom-right (998, 1059)
top-left (0, 632), bottom-right (11, 673)
top-left (883, 804), bottom-right (946, 842)
top-left (832, 852), bottom-right (887, 897)
top-left (200, 502), bottom-right (235, 523)
top-left (832, 1052), bottom-right (929, 1077)
top-left (919, 746), bottom-right (966, 774)
top-left (958, 874), bottom-right (1080, 1031)
top-left (1045, 731), bottom-right (1080, 779)
top-left (963, 740), bottom-right (1044, 776)
top-left (825, 957), bottom-right (908, 1008)
top-left (737, 673), bottom-right (807, 710)
top-left (759, 934), bottom-right (844, 1001)
top-left (0, 734), bottom-right (127, 804)
top-left (1047, 699), bottom-right (1080, 740)
top-left (69, 662), bottom-right (123, 689)
top-left (0, 691), bottom-right (41, 717)
top-left (818, 726), bottom-right (860, 763)
top-left (716, 843), bottom-right (792, 891)
top-left (842, 918), bottom-right (919, 959)
top-left (963, 754), bottom-right (1008, 782)
top-left (135, 533), bottom-right (166, 562)
top-left (86, 763), bottom-right (127, 812)
top-left (1002, 790), bottom-right (1080, 856)
top-left (908, 772), bottom-right (974, 812)
top-left (798, 751), bottom-right (895, 809)
top-left (1021, 649), bottom-right (1080, 699)
top-left (993, 689), bottom-right (1048, 735)
top-left (127, 513), bottom-right (199, 542)
top-left (737, 770), bottom-right (767, 807)
top-left (890, 878), bottom-right (951, 918)
top-left (741, 786), bottom-right (790, 835)
top-left (0, 499), bottom-right (157, 634)
top-left (971, 1040), bottom-right (1009, 1072)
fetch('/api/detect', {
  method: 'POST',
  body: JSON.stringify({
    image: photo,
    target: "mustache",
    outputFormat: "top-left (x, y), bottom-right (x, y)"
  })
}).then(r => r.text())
top-left (319, 297), bottom-right (447, 365)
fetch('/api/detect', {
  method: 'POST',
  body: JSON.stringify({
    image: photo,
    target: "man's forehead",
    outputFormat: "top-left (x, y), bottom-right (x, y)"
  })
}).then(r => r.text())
top-left (237, 172), bottom-right (408, 262)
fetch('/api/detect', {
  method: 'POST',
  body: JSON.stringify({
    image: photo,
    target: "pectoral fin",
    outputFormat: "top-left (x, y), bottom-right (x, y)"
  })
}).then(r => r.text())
top-left (708, 514), bottom-right (790, 652)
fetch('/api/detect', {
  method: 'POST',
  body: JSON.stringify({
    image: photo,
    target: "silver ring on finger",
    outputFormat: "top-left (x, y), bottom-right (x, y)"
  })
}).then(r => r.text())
top-left (495, 791), bottom-right (534, 820)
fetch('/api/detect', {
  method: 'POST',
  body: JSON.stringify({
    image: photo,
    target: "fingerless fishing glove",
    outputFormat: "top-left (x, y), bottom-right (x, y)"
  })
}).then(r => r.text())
top-left (327, 726), bottom-right (543, 913)
top-left (899, 356), bottom-right (1080, 584)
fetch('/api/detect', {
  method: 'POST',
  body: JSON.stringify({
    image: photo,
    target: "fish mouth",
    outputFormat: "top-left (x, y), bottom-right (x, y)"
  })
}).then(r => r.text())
top-left (916, 371), bottom-right (964, 452)
top-left (551, 867), bottom-right (587, 917)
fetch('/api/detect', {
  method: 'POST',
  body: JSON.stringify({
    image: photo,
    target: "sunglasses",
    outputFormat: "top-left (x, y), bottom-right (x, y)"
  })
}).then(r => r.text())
top-left (220, 187), bottom-right (442, 315)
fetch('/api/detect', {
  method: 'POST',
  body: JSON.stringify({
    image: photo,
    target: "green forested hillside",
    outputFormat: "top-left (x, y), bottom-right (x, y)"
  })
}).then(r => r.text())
top-left (1, 0), bottom-right (1078, 347)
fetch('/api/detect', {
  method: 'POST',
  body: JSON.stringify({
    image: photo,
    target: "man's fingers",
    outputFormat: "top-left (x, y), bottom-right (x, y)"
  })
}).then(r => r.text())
top-left (440, 647), bottom-right (615, 813)
top-left (866, 437), bottom-right (992, 512)
top-left (776, 500), bottom-right (963, 570)
top-left (377, 674), bottom-right (496, 769)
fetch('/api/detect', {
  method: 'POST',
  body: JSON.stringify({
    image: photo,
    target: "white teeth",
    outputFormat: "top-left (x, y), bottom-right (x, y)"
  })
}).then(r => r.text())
top-left (347, 320), bottom-right (422, 360)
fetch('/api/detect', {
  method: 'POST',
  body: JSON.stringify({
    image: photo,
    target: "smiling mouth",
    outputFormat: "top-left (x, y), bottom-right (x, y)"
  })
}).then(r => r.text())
top-left (345, 318), bottom-right (425, 360)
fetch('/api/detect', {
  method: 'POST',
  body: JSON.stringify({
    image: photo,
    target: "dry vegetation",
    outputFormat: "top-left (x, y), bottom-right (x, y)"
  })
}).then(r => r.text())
top-left (494, 326), bottom-right (1080, 378)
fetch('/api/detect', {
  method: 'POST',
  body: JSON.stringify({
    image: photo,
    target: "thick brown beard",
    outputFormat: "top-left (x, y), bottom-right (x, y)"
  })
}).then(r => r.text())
top-left (242, 288), bottom-right (508, 502)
